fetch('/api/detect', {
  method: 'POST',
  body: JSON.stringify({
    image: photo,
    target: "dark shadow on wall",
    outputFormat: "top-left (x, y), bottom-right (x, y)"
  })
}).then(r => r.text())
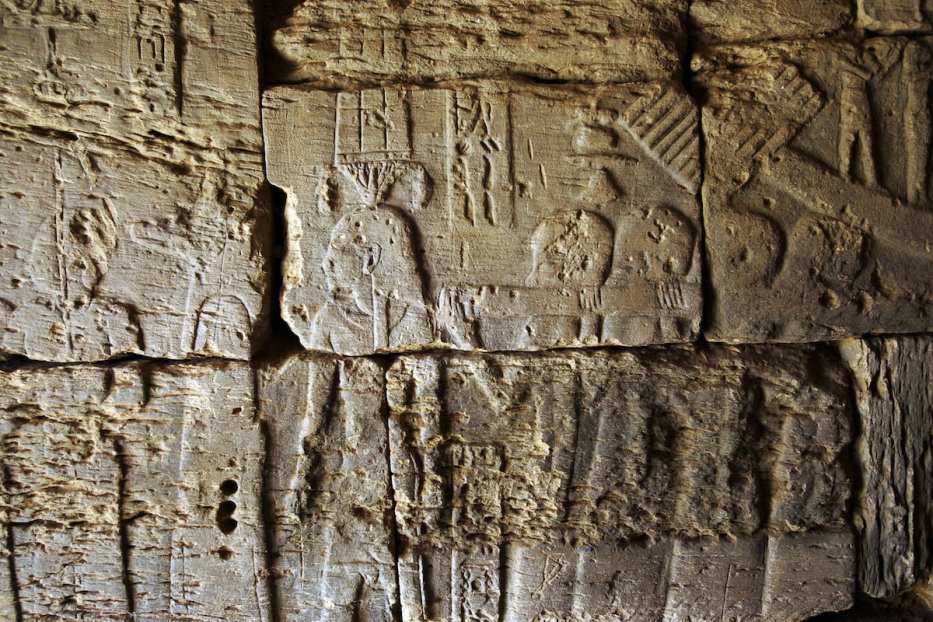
top-left (251, 183), bottom-right (304, 366)
top-left (257, 0), bottom-right (306, 83)
top-left (808, 594), bottom-right (933, 621)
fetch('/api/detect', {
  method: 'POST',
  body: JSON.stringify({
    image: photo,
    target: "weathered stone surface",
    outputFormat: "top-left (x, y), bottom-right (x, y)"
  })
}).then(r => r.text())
top-left (0, 361), bottom-right (268, 620)
top-left (841, 336), bottom-right (933, 600)
top-left (858, 0), bottom-right (933, 34)
top-left (0, 0), bottom-right (271, 362)
top-left (264, 81), bottom-right (702, 355)
top-left (698, 38), bottom-right (933, 343)
top-left (260, 355), bottom-right (398, 620)
top-left (267, 0), bottom-right (687, 85)
top-left (385, 346), bottom-right (855, 620)
top-left (690, 0), bottom-right (853, 43)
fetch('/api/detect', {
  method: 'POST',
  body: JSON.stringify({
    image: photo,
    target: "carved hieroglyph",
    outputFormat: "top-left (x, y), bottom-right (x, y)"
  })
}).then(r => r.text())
top-left (691, 0), bottom-right (853, 43)
top-left (260, 346), bottom-right (856, 621)
top-left (264, 82), bottom-right (702, 355)
top-left (268, 0), bottom-right (687, 84)
top-left (698, 37), bottom-right (933, 342)
top-left (841, 336), bottom-right (933, 600)
top-left (0, 361), bottom-right (267, 621)
top-left (0, 0), bottom-right (271, 362)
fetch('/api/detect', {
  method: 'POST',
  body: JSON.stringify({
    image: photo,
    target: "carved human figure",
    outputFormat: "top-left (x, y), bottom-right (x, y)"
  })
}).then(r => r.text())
top-left (838, 43), bottom-right (897, 187)
top-left (309, 206), bottom-right (431, 354)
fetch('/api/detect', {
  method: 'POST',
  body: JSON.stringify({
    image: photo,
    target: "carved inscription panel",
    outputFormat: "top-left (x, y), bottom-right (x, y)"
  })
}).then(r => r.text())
top-left (269, 0), bottom-right (687, 84)
top-left (0, 361), bottom-right (267, 621)
top-left (259, 346), bottom-right (856, 621)
top-left (264, 82), bottom-right (702, 355)
top-left (699, 37), bottom-right (933, 342)
top-left (0, 0), bottom-right (271, 362)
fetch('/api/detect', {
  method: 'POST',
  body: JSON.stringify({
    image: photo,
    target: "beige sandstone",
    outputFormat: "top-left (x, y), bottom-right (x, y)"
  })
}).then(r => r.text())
top-left (0, 1), bottom-right (932, 620)
top-left (259, 345), bottom-right (857, 621)
top-left (0, 0), bottom-right (271, 362)
top-left (264, 81), bottom-right (702, 355)
top-left (698, 37), bottom-right (933, 343)
top-left (268, 0), bottom-right (687, 85)
top-left (0, 361), bottom-right (267, 620)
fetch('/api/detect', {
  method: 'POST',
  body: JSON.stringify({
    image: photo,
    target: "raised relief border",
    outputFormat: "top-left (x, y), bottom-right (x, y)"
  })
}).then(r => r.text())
top-left (264, 82), bottom-right (702, 356)
top-left (699, 37), bottom-right (933, 343)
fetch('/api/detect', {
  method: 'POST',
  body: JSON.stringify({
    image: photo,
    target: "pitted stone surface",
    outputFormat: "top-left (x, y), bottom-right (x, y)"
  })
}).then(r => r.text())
top-left (268, 0), bottom-right (687, 84)
top-left (0, 361), bottom-right (267, 621)
top-left (698, 37), bottom-right (933, 343)
top-left (264, 81), bottom-right (702, 355)
top-left (0, 0), bottom-right (271, 362)
top-left (258, 345), bottom-right (856, 621)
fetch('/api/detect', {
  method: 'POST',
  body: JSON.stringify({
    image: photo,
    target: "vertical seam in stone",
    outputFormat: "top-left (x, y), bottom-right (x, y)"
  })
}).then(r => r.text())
top-left (112, 435), bottom-right (137, 617)
top-left (381, 357), bottom-right (405, 622)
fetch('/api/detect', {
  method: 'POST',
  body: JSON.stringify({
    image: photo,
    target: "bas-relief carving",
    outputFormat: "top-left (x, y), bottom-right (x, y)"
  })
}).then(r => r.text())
top-left (0, 362), bottom-right (268, 621)
top-left (699, 37), bottom-right (933, 342)
top-left (261, 356), bottom-right (398, 621)
top-left (0, 0), bottom-right (270, 362)
top-left (264, 83), bottom-right (702, 356)
top-left (387, 348), bottom-right (856, 621)
top-left (260, 347), bottom-right (857, 622)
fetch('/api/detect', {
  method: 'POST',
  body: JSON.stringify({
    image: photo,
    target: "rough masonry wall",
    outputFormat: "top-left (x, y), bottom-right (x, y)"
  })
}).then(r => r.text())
top-left (0, 0), bottom-right (932, 621)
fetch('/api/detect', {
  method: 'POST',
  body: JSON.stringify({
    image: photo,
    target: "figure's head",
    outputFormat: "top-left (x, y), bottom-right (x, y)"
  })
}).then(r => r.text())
top-left (321, 206), bottom-right (424, 312)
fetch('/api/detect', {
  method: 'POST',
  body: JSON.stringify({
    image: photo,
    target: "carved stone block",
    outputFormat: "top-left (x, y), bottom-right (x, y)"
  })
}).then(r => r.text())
top-left (260, 355), bottom-right (398, 620)
top-left (698, 38), bottom-right (933, 342)
top-left (858, 0), bottom-right (933, 33)
top-left (386, 346), bottom-right (855, 620)
top-left (691, 0), bottom-right (853, 43)
top-left (0, 361), bottom-right (267, 620)
top-left (841, 336), bottom-right (933, 599)
top-left (264, 82), bottom-right (702, 355)
top-left (0, 0), bottom-right (271, 362)
top-left (268, 0), bottom-right (687, 84)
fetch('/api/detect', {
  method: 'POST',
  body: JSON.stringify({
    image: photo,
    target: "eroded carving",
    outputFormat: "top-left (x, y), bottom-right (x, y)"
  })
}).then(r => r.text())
top-left (268, 0), bottom-right (688, 84)
top-left (699, 37), bottom-right (933, 341)
top-left (264, 82), bottom-right (702, 354)
top-left (0, 0), bottom-right (270, 362)
top-left (0, 361), bottom-right (267, 620)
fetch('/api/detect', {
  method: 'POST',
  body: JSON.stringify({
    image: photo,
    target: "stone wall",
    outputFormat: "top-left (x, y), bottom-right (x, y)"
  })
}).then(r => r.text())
top-left (0, 1), bottom-right (931, 620)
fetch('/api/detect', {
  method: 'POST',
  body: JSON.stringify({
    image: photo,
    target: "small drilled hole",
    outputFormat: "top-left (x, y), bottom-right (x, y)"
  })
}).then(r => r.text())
top-left (219, 479), bottom-right (239, 496)
top-left (217, 517), bottom-right (238, 534)
top-left (218, 500), bottom-right (237, 515)
top-left (218, 546), bottom-right (234, 561)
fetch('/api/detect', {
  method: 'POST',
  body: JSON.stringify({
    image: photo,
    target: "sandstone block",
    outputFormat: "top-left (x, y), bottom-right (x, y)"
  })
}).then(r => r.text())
top-left (698, 38), bottom-right (933, 342)
top-left (841, 336), bottom-right (933, 599)
top-left (386, 347), bottom-right (855, 620)
top-left (0, 0), bottom-right (271, 362)
top-left (858, 0), bottom-right (933, 33)
top-left (0, 361), bottom-right (268, 620)
top-left (264, 81), bottom-right (702, 355)
top-left (259, 355), bottom-right (398, 620)
top-left (268, 0), bottom-right (687, 84)
top-left (691, 0), bottom-right (853, 43)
